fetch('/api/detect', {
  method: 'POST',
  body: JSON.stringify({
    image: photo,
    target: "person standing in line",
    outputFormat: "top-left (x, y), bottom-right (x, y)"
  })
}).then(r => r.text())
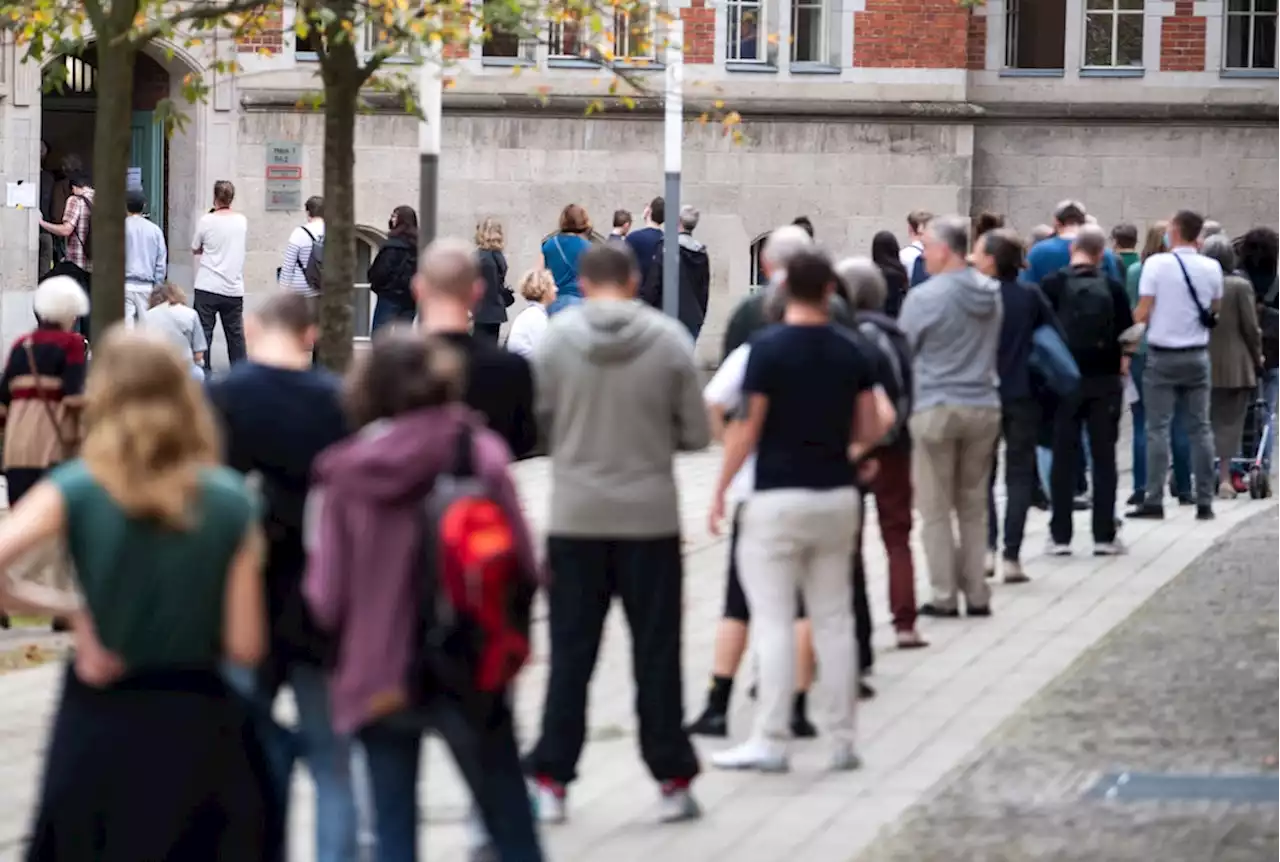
top-left (38, 169), bottom-right (94, 335)
top-left (625, 197), bottom-right (665, 286)
top-left (1125, 222), bottom-right (1193, 506)
top-left (640, 204), bottom-right (711, 340)
top-left (899, 210), bottom-right (931, 276)
top-left (1024, 200), bottom-right (1124, 286)
top-left (1039, 225), bottom-right (1134, 556)
top-left (792, 215), bottom-right (815, 239)
top-left (607, 209), bottom-right (632, 245)
top-left (1237, 227), bottom-right (1278, 475)
top-left (1129, 210), bottom-right (1223, 521)
top-left (707, 249), bottom-right (894, 774)
top-left (505, 269), bottom-right (557, 359)
top-left (123, 190), bottom-right (167, 327)
top-left (970, 228), bottom-right (1056, 581)
top-left (414, 239), bottom-right (537, 460)
top-left (474, 217), bottom-right (513, 344)
top-left (1200, 220), bottom-right (1224, 241)
top-left (542, 204), bottom-right (593, 317)
top-left (898, 215), bottom-right (1003, 619)
top-left (871, 231), bottom-right (909, 318)
top-left (524, 243), bottom-right (709, 824)
top-left (6, 328), bottom-right (271, 861)
top-left (368, 205), bottom-right (419, 332)
top-left (1111, 223), bottom-right (1140, 274)
top-left (206, 293), bottom-right (358, 862)
top-left (146, 283), bottom-right (207, 379)
top-left (278, 196), bottom-right (325, 295)
top-left (192, 180), bottom-right (249, 371)
top-left (1202, 234), bottom-right (1263, 498)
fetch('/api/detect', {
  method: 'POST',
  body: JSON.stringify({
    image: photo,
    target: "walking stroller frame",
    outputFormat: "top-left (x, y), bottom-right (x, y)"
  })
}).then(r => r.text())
top-left (1229, 381), bottom-right (1273, 499)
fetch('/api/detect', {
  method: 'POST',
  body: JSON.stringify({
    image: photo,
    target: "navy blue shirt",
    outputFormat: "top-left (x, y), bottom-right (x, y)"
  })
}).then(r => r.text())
top-left (625, 227), bottom-right (664, 287)
top-left (743, 323), bottom-right (876, 491)
top-left (997, 278), bottom-right (1056, 402)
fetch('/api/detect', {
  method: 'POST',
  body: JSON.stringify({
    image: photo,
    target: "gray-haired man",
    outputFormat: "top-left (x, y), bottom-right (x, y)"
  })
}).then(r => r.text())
top-left (639, 204), bottom-right (711, 339)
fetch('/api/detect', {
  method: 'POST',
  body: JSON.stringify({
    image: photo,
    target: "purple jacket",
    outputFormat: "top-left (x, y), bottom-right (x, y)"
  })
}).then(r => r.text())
top-left (303, 403), bottom-right (540, 735)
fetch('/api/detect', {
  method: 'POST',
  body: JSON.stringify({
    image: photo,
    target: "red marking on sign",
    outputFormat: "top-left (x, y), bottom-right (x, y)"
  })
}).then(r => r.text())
top-left (266, 165), bottom-right (303, 180)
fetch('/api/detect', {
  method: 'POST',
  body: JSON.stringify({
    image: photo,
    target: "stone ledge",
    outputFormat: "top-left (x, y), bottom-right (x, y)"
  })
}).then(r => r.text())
top-left (238, 88), bottom-right (1278, 124)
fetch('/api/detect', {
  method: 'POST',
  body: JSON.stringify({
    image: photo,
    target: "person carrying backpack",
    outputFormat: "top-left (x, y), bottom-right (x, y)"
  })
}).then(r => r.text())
top-left (1039, 224), bottom-right (1134, 556)
top-left (278, 196), bottom-right (325, 295)
top-left (304, 329), bottom-right (543, 862)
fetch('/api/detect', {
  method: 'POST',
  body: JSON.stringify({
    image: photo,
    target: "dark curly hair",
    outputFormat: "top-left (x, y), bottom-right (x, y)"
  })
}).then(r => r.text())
top-left (342, 330), bottom-right (464, 429)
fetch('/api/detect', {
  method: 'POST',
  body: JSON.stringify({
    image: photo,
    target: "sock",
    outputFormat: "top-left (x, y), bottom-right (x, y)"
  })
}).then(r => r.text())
top-left (791, 691), bottom-right (809, 721)
top-left (707, 674), bottom-right (733, 713)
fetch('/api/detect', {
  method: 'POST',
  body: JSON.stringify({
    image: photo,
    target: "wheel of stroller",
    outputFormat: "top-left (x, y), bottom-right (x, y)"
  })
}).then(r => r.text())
top-left (1258, 472), bottom-right (1273, 499)
top-left (1249, 468), bottom-right (1263, 499)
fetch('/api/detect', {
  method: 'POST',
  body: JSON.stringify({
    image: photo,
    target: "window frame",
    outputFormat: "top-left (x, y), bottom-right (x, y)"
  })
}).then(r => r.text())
top-left (725, 0), bottom-right (768, 64)
top-left (1081, 0), bottom-right (1145, 69)
top-left (547, 14), bottom-right (586, 59)
top-left (748, 233), bottom-right (768, 291)
top-left (613, 0), bottom-right (660, 62)
top-left (352, 230), bottom-right (381, 341)
top-left (789, 0), bottom-right (828, 64)
top-left (1223, 0), bottom-right (1279, 71)
top-left (481, 16), bottom-right (539, 65)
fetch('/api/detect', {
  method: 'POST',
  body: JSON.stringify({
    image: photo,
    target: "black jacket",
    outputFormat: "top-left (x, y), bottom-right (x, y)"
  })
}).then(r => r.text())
top-left (639, 233), bottom-right (711, 338)
top-left (367, 236), bottom-right (416, 304)
top-left (997, 278), bottom-right (1057, 402)
top-left (474, 249), bottom-right (513, 325)
top-left (880, 265), bottom-right (909, 318)
top-left (722, 285), bottom-right (855, 358)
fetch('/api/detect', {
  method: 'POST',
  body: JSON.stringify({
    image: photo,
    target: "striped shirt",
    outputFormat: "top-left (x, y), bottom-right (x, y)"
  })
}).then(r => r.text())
top-left (279, 220), bottom-right (325, 295)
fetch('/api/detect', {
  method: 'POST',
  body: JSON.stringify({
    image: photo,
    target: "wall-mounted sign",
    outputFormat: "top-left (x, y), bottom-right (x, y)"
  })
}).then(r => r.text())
top-left (126, 167), bottom-right (143, 191)
top-left (265, 141), bottom-right (303, 211)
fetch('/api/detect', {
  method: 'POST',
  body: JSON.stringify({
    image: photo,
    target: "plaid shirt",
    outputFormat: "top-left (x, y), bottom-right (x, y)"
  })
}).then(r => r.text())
top-left (62, 193), bottom-right (91, 271)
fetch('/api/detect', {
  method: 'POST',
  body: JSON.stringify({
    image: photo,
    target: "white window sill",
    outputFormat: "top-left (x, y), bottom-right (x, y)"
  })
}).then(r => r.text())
top-left (998, 68), bottom-right (1066, 78)
top-left (1220, 67), bottom-right (1278, 78)
top-left (725, 60), bottom-right (777, 73)
top-left (481, 56), bottom-right (537, 67)
top-left (790, 61), bottom-right (840, 75)
top-left (1079, 66), bottom-right (1144, 78)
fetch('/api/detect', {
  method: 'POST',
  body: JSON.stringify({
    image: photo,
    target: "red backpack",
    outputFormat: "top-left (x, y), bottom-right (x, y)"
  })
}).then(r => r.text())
top-left (409, 425), bottom-right (533, 722)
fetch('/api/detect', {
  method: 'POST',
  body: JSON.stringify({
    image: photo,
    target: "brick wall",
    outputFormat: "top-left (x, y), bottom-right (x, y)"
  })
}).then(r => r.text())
top-left (853, 0), bottom-right (971, 68)
top-left (682, 0), bottom-right (715, 65)
top-left (236, 5), bottom-right (284, 53)
top-left (966, 11), bottom-right (986, 71)
top-left (1159, 0), bottom-right (1206, 72)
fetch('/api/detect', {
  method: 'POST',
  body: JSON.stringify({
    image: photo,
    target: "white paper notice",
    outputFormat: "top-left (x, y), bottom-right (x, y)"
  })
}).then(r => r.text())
top-left (5, 182), bottom-right (38, 209)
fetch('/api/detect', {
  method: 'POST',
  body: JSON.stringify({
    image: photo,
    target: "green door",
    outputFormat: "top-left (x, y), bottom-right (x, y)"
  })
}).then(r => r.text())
top-left (129, 111), bottom-right (165, 232)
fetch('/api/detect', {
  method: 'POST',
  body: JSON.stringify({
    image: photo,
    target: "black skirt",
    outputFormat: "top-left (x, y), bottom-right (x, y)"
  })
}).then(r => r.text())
top-left (26, 664), bottom-right (278, 862)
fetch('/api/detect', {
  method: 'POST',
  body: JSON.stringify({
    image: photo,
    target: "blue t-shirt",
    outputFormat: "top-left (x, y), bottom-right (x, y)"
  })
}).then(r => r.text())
top-left (541, 233), bottom-right (591, 299)
top-left (1025, 236), bottom-right (1123, 285)
top-left (626, 227), bottom-right (664, 286)
top-left (742, 324), bottom-right (877, 491)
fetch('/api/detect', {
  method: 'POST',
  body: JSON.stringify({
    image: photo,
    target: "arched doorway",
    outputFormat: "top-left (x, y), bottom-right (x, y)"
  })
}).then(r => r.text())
top-left (41, 49), bottom-right (170, 232)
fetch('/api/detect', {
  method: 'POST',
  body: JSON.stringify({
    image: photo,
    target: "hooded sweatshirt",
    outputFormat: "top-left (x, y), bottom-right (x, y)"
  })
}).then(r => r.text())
top-left (303, 404), bottom-right (539, 735)
top-left (639, 233), bottom-right (711, 338)
top-left (898, 267), bottom-right (1003, 412)
top-left (534, 298), bottom-right (711, 538)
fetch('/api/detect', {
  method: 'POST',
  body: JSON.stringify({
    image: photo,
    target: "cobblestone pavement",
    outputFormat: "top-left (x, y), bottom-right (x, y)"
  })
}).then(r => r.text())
top-left (0, 442), bottom-right (1274, 862)
top-left (856, 509), bottom-right (1279, 862)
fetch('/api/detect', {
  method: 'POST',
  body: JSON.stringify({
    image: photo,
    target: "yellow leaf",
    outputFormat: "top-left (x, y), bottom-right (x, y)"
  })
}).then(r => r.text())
top-left (723, 110), bottom-right (741, 126)
top-left (713, 99), bottom-right (724, 109)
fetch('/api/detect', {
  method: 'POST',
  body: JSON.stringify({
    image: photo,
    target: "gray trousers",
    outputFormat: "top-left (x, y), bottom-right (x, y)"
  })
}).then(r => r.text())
top-left (1143, 347), bottom-right (1215, 507)
top-left (125, 283), bottom-right (154, 327)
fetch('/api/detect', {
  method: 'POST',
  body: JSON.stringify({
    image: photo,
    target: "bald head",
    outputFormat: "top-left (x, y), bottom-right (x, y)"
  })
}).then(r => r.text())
top-left (418, 238), bottom-right (479, 302)
top-left (762, 224), bottom-right (812, 278)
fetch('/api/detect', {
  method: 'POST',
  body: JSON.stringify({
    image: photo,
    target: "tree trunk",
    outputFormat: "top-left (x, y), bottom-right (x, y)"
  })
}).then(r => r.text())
top-left (88, 18), bottom-right (138, 339)
top-left (315, 40), bottom-right (360, 371)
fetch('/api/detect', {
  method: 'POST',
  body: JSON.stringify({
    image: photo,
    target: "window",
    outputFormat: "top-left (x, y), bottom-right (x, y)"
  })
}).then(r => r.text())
top-left (749, 234), bottom-right (768, 291)
top-left (791, 0), bottom-right (824, 62)
top-left (1004, 0), bottom-right (1066, 69)
top-left (353, 233), bottom-right (378, 340)
top-left (1225, 0), bottom-right (1278, 70)
top-left (483, 20), bottom-right (538, 62)
top-left (1083, 0), bottom-right (1144, 68)
top-left (613, 0), bottom-right (658, 61)
top-left (548, 16), bottom-right (584, 57)
top-left (726, 0), bottom-right (764, 61)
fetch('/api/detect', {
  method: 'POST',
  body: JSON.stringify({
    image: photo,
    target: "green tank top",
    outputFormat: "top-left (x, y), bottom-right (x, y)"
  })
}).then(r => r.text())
top-left (50, 460), bottom-right (258, 669)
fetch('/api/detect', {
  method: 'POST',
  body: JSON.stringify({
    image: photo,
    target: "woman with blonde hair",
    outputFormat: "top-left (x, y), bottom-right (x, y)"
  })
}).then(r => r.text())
top-left (474, 216), bottom-right (513, 343)
top-left (542, 203), bottom-right (593, 316)
top-left (505, 268), bottom-right (558, 358)
top-left (1, 327), bottom-right (272, 860)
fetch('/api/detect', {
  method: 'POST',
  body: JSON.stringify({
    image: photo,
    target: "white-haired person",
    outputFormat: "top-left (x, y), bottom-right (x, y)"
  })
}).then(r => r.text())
top-left (0, 275), bottom-right (89, 631)
top-left (505, 268), bottom-right (557, 358)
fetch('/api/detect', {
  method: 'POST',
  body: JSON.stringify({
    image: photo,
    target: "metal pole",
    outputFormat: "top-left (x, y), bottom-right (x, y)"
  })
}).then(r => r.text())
top-left (661, 16), bottom-right (683, 322)
top-left (418, 37), bottom-right (443, 253)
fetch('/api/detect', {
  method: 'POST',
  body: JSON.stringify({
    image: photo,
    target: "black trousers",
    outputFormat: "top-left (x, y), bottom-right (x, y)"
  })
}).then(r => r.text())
top-left (849, 490), bottom-right (874, 674)
top-left (194, 289), bottom-right (246, 371)
top-left (1051, 375), bottom-right (1122, 544)
top-left (473, 323), bottom-right (502, 344)
top-left (525, 535), bottom-right (699, 786)
top-left (987, 398), bottom-right (1041, 560)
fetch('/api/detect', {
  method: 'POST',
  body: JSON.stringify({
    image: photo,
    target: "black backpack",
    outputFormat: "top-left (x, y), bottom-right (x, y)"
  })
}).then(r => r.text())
top-left (1057, 267), bottom-right (1115, 357)
top-left (302, 227), bottom-right (324, 293)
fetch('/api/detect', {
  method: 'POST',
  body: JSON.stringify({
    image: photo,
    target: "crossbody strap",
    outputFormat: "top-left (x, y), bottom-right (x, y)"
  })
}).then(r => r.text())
top-left (1173, 253), bottom-right (1210, 322)
top-left (22, 338), bottom-right (77, 455)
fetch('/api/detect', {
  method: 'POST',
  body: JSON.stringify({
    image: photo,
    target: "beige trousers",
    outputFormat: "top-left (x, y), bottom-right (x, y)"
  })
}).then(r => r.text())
top-left (909, 405), bottom-right (1002, 611)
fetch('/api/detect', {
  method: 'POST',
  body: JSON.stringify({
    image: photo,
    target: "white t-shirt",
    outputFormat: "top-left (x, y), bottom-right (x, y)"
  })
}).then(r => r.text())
top-left (506, 304), bottom-right (548, 358)
top-left (703, 344), bottom-right (756, 504)
top-left (899, 240), bottom-right (923, 275)
top-left (1139, 247), bottom-right (1224, 350)
top-left (192, 211), bottom-right (249, 297)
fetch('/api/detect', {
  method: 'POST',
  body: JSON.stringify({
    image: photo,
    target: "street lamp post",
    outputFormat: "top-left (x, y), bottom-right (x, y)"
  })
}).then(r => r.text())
top-left (661, 15), bottom-right (683, 323)
top-left (418, 37), bottom-right (443, 253)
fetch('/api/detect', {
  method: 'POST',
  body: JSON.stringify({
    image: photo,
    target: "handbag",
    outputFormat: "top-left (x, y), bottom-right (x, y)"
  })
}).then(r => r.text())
top-left (22, 338), bottom-right (80, 461)
top-left (1029, 324), bottom-right (1081, 397)
top-left (1174, 254), bottom-right (1219, 330)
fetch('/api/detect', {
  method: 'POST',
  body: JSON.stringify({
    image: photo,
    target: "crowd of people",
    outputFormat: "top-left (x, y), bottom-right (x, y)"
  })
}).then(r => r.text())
top-left (0, 181), bottom-right (1276, 862)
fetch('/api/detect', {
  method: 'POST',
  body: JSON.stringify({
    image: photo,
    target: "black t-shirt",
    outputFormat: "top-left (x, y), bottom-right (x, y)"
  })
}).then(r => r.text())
top-left (743, 323), bottom-right (877, 491)
top-left (438, 332), bottom-right (537, 459)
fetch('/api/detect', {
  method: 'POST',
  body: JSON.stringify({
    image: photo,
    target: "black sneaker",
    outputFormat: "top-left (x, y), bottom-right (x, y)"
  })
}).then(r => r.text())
top-left (790, 714), bottom-right (818, 738)
top-left (1177, 493), bottom-right (1195, 506)
top-left (1127, 504), bottom-right (1164, 520)
top-left (858, 681), bottom-right (877, 700)
top-left (1196, 505), bottom-right (1215, 521)
top-left (918, 603), bottom-right (960, 618)
top-left (685, 708), bottom-right (728, 738)
top-left (1126, 491), bottom-right (1144, 506)
top-left (966, 605), bottom-right (992, 618)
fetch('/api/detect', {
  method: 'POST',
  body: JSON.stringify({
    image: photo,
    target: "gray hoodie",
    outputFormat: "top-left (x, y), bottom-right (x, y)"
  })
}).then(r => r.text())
top-left (534, 298), bottom-right (710, 537)
top-left (898, 267), bottom-right (1003, 412)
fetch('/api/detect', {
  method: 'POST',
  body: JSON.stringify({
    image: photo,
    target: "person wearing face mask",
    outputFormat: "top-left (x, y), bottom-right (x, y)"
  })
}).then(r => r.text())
top-left (368, 206), bottom-right (419, 332)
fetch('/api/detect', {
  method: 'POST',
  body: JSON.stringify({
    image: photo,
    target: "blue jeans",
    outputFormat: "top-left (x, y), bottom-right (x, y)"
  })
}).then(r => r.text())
top-left (547, 293), bottom-right (582, 316)
top-left (1263, 367), bottom-right (1278, 472)
top-left (371, 295), bottom-right (417, 332)
top-left (225, 663), bottom-right (359, 862)
top-left (360, 701), bottom-right (543, 862)
top-left (1130, 352), bottom-right (1191, 496)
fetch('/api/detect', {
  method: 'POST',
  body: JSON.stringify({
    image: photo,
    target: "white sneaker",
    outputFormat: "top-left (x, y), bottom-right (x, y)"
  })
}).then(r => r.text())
top-left (1045, 539), bottom-right (1072, 556)
top-left (1093, 539), bottom-right (1127, 556)
top-left (658, 782), bottom-right (702, 822)
top-left (530, 779), bottom-right (567, 824)
top-left (829, 742), bottom-right (863, 772)
top-left (710, 739), bottom-right (789, 773)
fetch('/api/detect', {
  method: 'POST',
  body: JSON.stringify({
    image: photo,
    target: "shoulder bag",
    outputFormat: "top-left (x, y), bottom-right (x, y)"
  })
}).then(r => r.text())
top-left (1173, 254), bottom-right (1219, 330)
top-left (22, 339), bottom-right (80, 463)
